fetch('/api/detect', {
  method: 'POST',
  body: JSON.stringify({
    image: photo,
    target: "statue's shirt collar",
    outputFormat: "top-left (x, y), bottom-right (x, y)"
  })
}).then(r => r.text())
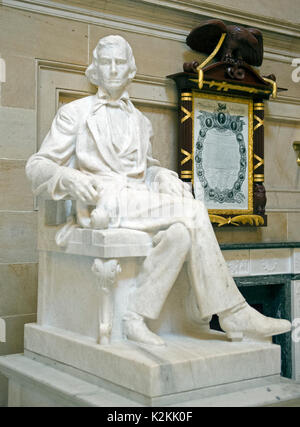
top-left (93, 88), bottom-right (134, 113)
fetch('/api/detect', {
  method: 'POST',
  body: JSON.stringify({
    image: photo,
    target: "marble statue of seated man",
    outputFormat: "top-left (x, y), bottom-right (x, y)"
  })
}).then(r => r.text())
top-left (26, 35), bottom-right (291, 346)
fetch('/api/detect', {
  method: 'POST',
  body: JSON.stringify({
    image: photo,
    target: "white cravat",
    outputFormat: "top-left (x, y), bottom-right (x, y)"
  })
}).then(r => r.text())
top-left (93, 88), bottom-right (134, 114)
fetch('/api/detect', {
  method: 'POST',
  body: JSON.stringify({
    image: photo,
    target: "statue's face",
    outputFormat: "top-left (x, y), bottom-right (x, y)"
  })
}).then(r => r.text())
top-left (97, 43), bottom-right (131, 97)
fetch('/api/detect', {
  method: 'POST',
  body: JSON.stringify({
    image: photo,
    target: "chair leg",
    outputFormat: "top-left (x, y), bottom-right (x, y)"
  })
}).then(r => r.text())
top-left (91, 258), bottom-right (121, 344)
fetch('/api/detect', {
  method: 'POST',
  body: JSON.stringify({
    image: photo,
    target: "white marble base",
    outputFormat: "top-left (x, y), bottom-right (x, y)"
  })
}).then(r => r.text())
top-left (1, 353), bottom-right (300, 407)
top-left (22, 322), bottom-right (282, 405)
top-left (292, 280), bottom-right (300, 381)
top-left (223, 247), bottom-right (298, 277)
top-left (36, 251), bottom-right (195, 342)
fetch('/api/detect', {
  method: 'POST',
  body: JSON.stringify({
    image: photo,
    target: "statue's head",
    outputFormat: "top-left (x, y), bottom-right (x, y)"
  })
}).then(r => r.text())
top-left (86, 35), bottom-right (137, 97)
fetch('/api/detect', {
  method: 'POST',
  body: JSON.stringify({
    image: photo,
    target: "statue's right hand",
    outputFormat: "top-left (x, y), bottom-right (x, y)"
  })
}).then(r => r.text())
top-left (60, 169), bottom-right (99, 204)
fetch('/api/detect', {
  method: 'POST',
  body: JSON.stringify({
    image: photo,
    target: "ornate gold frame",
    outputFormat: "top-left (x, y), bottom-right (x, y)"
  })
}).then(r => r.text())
top-left (192, 91), bottom-right (254, 215)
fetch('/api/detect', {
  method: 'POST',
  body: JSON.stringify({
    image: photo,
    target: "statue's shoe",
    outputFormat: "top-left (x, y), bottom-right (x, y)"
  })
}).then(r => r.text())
top-left (123, 314), bottom-right (165, 346)
top-left (219, 303), bottom-right (291, 341)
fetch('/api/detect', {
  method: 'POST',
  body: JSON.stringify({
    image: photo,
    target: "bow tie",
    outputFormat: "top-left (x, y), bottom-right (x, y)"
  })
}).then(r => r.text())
top-left (93, 91), bottom-right (134, 114)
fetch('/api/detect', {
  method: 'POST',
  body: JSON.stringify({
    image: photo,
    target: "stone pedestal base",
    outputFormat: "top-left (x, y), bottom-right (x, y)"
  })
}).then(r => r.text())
top-left (1, 324), bottom-right (299, 406)
top-left (2, 354), bottom-right (300, 407)
top-left (2, 352), bottom-right (300, 407)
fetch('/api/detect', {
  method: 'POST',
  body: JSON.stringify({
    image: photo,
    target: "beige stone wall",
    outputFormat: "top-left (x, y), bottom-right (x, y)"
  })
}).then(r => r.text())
top-left (0, 0), bottom-right (299, 404)
top-left (202, 0), bottom-right (300, 25)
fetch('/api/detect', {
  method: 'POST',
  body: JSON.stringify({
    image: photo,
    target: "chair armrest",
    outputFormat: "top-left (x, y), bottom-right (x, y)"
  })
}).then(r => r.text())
top-left (39, 198), bottom-right (75, 226)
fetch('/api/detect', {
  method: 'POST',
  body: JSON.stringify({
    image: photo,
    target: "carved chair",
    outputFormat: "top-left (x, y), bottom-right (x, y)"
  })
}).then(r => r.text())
top-left (36, 199), bottom-right (207, 346)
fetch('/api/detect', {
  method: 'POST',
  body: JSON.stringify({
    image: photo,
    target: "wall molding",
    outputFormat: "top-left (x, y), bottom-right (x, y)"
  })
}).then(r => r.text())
top-left (266, 96), bottom-right (300, 124)
top-left (139, 0), bottom-right (300, 38)
top-left (3, 0), bottom-right (300, 64)
top-left (222, 246), bottom-right (300, 276)
top-left (266, 209), bottom-right (300, 213)
top-left (267, 188), bottom-right (300, 193)
top-left (266, 188), bottom-right (300, 213)
top-left (3, 0), bottom-right (187, 41)
top-left (38, 59), bottom-right (300, 123)
top-left (4, 0), bottom-right (300, 39)
top-left (38, 59), bottom-right (177, 110)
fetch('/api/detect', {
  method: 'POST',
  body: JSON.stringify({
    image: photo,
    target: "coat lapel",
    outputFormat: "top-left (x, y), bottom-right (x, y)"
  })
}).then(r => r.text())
top-left (86, 114), bottom-right (100, 145)
top-left (86, 105), bottom-right (122, 172)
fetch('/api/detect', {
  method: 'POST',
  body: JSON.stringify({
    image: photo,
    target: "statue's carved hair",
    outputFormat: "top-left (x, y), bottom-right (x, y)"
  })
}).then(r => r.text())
top-left (85, 35), bottom-right (137, 86)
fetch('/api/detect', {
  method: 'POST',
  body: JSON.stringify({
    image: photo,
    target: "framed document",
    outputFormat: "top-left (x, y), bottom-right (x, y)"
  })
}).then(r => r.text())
top-left (167, 61), bottom-right (280, 226)
top-left (193, 93), bottom-right (253, 215)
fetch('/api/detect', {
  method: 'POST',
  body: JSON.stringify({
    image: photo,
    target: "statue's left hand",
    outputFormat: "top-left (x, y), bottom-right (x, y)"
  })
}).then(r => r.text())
top-left (155, 172), bottom-right (193, 199)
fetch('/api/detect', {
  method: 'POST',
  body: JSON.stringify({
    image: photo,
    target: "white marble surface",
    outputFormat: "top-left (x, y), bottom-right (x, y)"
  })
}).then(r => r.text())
top-left (1, 354), bottom-right (138, 407)
top-left (38, 224), bottom-right (153, 258)
top-left (175, 378), bottom-right (300, 407)
top-left (24, 322), bottom-right (281, 400)
top-left (3, 353), bottom-right (300, 407)
top-left (36, 248), bottom-right (194, 341)
top-left (36, 251), bottom-right (141, 339)
top-left (223, 250), bottom-right (250, 277)
top-left (250, 249), bottom-right (291, 276)
top-left (293, 249), bottom-right (300, 274)
top-left (0, 318), bottom-right (5, 343)
top-left (292, 280), bottom-right (300, 382)
top-left (223, 248), bottom-right (297, 277)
